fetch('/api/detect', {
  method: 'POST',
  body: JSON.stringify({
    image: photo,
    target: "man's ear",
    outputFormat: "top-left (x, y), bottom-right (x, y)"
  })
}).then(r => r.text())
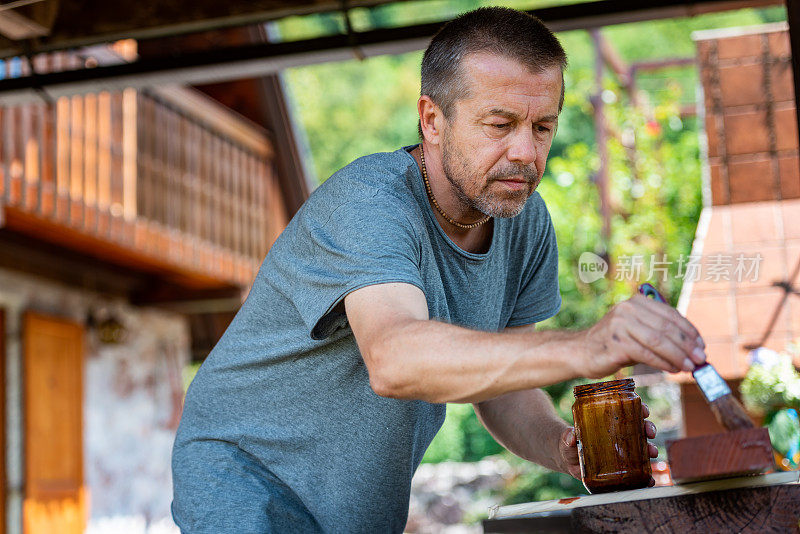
top-left (418, 96), bottom-right (443, 146)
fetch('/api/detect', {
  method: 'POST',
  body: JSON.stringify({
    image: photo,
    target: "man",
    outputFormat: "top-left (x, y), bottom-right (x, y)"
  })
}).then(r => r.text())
top-left (172, 7), bottom-right (707, 533)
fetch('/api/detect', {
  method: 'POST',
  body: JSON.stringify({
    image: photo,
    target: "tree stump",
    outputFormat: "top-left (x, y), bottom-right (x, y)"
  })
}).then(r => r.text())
top-left (571, 483), bottom-right (800, 533)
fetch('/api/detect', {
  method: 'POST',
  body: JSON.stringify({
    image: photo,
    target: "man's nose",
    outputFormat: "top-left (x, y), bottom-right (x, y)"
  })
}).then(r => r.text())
top-left (506, 128), bottom-right (537, 165)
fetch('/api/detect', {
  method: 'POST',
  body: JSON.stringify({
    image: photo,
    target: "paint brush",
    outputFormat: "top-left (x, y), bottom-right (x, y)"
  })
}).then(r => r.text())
top-left (637, 283), bottom-right (754, 432)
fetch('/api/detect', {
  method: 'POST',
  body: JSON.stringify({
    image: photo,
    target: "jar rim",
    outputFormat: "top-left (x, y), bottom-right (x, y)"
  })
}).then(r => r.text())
top-left (573, 378), bottom-right (636, 397)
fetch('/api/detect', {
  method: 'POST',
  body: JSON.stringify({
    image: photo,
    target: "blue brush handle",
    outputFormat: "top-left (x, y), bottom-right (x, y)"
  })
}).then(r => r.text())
top-left (638, 282), bottom-right (667, 304)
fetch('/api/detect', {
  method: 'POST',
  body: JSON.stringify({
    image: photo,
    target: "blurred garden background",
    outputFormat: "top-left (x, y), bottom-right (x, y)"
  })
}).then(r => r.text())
top-left (270, 0), bottom-right (792, 522)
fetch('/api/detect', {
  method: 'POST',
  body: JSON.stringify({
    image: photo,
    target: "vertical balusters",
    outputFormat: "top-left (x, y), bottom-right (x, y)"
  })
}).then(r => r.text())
top-left (40, 87), bottom-right (56, 217)
top-left (97, 91), bottom-right (111, 236)
top-left (232, 145), bottom-right (241, 260)
top-left (55, 95), bottom-right (70, 222)
top-left (84, 92), bottom-right (98, 230)
top-left (247, 153), bottom-right (259, 262)
top-left (38, 54), bottom-right (54, 217)
top-left (122, 88), bottom-right (137, 223)
top-left (110, 91), bottom-right (124, 241)
top-left (68, 95), bottom-right (84, 227)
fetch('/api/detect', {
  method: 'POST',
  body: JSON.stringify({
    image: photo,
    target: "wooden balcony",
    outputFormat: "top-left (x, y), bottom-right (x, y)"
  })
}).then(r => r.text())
top-left (0, 55), bottom-right (288, 294)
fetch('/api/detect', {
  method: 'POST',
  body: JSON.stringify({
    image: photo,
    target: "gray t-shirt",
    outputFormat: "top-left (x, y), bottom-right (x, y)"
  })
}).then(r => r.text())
top-left (172, 146), bottom-right (561, 532)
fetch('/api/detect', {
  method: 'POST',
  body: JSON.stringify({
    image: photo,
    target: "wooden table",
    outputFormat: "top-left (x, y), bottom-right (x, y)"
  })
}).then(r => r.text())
top-left (483, 471), bottom-right (800, 533)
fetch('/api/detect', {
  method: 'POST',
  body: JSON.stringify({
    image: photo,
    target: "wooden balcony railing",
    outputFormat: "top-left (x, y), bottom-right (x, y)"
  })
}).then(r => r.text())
top-left (0, 55), bottom-right (287, 290)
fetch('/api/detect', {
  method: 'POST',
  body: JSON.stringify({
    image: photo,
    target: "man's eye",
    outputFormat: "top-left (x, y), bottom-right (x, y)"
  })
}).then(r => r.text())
top-left (491, 123), bottom-right (511, 129)
top-left (536, 125), bottom-right (551, 133)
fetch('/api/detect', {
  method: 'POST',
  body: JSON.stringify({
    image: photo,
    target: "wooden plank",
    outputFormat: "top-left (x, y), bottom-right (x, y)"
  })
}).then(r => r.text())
top-left (489, 471), bottom-right (799, 519)
top-left (22, 312), bottom-right (86, 534)
top-left (666, 427), bottom-right (773, 483)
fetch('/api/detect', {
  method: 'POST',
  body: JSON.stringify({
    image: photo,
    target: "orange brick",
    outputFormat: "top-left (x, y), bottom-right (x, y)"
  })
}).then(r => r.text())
top-left (705, 116), bottom-right (720, 158)
top-left (717, 34), bottom-right (762, 61)
top-left (724, 111), bottom-right (770, 155)
top-left (718, 63), bottom-right (765, 107)
top-left (779, 156), bottom-right (800, 199)
top-left (735, 287), bottom-right (790, 336)
top-left (758, 331), bottom-right (794, 354)
top-left (709, 163), bottom-right (729, 205)
top-left (686, 291), bottom-right (736, 339)
top-left (697, 41), bottom-right (713, 67)
top-left (768, 31), bottom-right (791, 58)
top-left (728, 158), bottom-right (775, 203)
top-left (729, 202), bottom-right (779, 244)
top-left (782, 199), bottom-right (800, 240)
top-left (702, 209), bottom-right (729, 250)
top-left (730, 245), bottom-right (784, 290)
top-left (775, 108), bottom-right (799, 152)
top-left (771, 61), bottom-right (795, 102)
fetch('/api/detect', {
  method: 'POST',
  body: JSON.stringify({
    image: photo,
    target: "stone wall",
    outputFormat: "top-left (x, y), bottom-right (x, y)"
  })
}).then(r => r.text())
top-left (0, 267), bottom-right (188, 533)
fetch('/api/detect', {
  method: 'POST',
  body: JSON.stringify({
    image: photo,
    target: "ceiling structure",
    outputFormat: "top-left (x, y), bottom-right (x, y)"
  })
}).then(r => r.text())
top-left (0, 0), bottom-right (794, 106)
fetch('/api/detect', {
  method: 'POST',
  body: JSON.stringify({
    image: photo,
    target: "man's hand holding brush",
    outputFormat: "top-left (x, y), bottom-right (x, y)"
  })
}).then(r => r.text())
top-left (574, 291), bottom-right (707, 380)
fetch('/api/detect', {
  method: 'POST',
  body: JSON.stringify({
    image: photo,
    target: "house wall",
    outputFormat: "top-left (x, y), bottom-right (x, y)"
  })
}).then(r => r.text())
top-left (0, 267), bottom-right (188, 533)
top-left (676, 23), bottom-right (800, 437)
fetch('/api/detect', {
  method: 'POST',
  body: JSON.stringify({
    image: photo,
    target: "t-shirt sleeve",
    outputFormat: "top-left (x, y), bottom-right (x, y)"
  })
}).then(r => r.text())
top-left (277, 196), bottom-right (426, 340)
top-left (506, 206), bottom-right (561, 327)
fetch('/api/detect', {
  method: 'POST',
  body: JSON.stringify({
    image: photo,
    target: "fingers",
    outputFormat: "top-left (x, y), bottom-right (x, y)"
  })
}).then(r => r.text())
top-left (614, 329), bottom-right (685, 373)
top-left (641, 403), bottom-right (650, 419)
top-left (626, 313), bottom-right (697, 372)
top-left (645, 420), bottom-right (656, 439)
top-left (633, 294), bottom-right (707, 366)
top-left (648, 443), bottom-right (658, 458)
top-left (560, 428), bottom-right (582, 480)
top-left (633, 293), bottom-right (704, 345)
top-left (563, 427), bottom-right (576, 447)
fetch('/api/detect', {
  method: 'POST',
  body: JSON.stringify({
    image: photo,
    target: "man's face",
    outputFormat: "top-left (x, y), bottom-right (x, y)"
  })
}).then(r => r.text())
top-left (439, 53), bottom-right (562, 218)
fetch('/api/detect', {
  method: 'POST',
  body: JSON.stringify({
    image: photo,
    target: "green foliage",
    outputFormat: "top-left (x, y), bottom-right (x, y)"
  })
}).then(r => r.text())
top-left (741, 351), bottom-right (800, 414)
top-left (765, 408), bottom-right (800, 460)
top-left (423, 403), bottom-right (504, 463)
top-left (502, 455), bottom-right (587, 504)
top-left (741, 346), bottom-right (800, 464)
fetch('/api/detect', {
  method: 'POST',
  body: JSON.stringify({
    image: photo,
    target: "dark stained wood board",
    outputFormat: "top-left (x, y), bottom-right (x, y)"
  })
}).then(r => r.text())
top-left (666, 427), bottom-right (774, 483)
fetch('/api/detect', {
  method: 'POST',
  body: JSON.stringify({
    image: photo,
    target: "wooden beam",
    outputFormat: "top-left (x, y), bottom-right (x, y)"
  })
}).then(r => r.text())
top-left (0, 228), bottom-right (148, 297)
top-left (0, 0), bottom-right (56, 41)
top-left (0, 0), bottom-right (402, 57)
top-left (0, 205), bottom-right (239, 290)
top-left (0, 10), bottom-right (48, 40)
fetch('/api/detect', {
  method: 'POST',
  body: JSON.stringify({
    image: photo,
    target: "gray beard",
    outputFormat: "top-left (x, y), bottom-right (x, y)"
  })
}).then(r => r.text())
top-left (440, 139), bottom-right (539, 219)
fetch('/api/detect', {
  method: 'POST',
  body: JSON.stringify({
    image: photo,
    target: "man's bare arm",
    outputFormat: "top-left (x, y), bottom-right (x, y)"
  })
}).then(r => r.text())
top-left (345, 282), bottom-right (706, 404)
top-left (475, 387), bottom-right (572, 473)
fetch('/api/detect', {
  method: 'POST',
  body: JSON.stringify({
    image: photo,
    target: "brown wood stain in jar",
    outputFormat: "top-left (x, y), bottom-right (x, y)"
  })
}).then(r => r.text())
top-left (572, 378), bottom-right (652, 494)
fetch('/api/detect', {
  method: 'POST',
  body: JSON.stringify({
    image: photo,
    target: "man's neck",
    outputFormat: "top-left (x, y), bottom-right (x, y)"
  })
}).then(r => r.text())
top-left (410, 144), bottom-right (493, 254)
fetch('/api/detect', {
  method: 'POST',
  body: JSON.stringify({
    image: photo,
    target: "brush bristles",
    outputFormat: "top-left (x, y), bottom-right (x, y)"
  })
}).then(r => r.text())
top-left (709, 394), bottom-right (755, 432)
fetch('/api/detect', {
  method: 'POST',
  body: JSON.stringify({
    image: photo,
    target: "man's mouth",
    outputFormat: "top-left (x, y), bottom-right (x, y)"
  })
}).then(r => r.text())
top-left (495, 177), bottom-right (533, 190)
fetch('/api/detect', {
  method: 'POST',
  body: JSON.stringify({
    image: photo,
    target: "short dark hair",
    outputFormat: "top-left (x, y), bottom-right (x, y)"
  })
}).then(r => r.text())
top-left (420, 7), bottom-right (568, 123)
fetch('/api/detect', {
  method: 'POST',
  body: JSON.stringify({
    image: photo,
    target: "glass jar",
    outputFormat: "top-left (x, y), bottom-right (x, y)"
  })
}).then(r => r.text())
top-left (572, 378), bottom-right (652, 493)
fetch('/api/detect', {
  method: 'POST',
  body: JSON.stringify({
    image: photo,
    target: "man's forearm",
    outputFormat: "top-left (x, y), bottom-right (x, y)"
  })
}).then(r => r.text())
top-left (364, 319), bottom-right (585, 403)
top-left (474, 388), bottom-right (571, 473)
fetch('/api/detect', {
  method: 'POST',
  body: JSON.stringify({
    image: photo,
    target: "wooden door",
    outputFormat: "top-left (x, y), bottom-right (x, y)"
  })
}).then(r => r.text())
top-left (22, 312), bottom-right (85, 534)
